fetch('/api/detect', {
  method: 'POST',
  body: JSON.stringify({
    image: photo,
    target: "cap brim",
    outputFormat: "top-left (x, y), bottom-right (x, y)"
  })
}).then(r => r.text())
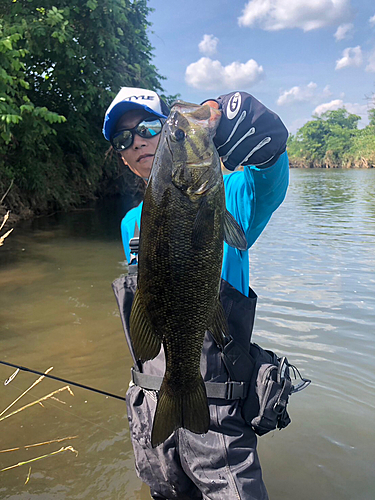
top-left (103, 101), bottom-right (168, 141)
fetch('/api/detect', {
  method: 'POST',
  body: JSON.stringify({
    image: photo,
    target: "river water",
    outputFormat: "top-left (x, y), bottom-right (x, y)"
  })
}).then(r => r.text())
top-left (0, 169), bottom-right (374, 499)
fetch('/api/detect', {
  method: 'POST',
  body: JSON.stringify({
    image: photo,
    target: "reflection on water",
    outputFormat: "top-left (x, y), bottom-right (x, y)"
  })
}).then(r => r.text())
top-left (1, 170), bottom-right (375, 499)
top-left (251, 169), bottom-right (375, 500)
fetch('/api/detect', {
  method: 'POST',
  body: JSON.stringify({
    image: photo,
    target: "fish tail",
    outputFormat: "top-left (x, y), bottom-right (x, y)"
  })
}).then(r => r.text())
top-left (151, 377), bottom-right (210, 447)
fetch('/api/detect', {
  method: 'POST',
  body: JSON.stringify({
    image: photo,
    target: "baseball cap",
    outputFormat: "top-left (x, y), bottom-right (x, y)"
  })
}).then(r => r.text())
top-left (102, 87), bottom-right (169, 141)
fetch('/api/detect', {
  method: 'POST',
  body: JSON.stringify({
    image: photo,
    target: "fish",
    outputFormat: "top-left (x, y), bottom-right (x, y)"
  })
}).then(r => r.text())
top-left (129, 101), bottom-right (247, 447)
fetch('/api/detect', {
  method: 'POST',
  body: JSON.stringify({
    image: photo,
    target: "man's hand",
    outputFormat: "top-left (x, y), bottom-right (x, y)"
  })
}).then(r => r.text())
top-left (203, 92), bottom-right (288, 171)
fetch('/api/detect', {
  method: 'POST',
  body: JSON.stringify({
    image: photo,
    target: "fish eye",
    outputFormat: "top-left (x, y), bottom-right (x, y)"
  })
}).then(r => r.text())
top-left (174, 129), bottom-right (185, 141)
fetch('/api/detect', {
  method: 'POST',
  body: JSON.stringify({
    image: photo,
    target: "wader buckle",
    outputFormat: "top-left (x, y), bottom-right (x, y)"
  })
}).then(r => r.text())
top-left (225, 381), bottom-right (247, 400)
top-left (129, 236), bottom-right (139, 273)
top-left (273, 398), bottom-right (287, 415)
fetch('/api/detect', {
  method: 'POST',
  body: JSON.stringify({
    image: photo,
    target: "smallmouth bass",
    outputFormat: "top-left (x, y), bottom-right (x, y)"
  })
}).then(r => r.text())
top-left (130, 101), bottom-right (246, 447)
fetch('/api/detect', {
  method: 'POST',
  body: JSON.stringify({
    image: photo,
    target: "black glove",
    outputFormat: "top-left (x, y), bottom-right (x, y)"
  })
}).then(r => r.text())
top-left (203, 91), bottom-right (288, 171)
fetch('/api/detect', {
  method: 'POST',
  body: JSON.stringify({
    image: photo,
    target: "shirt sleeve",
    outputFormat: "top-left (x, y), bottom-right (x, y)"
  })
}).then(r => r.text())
top-left (224, 150), bottom-right (289, 248)
top-left (221, 151), bottom-right (289, 295)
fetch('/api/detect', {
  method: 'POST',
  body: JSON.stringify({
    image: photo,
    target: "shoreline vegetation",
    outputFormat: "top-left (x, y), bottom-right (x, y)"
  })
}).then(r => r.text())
top-left (287, 107), bottom-right (375, 170)
top-left (289, 158), bottom-right (374, 169)
top-left (0, 0), bottom-right (164, 230)
top-left (1, 3), bottom-right (374, 228)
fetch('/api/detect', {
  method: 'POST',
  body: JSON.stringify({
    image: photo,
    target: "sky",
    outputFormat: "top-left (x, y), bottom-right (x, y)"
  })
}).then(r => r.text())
top-left (146, 0), bottom-right (375, 134)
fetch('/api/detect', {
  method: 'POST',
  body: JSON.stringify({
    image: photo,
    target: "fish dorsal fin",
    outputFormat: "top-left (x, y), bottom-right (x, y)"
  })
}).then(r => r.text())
top-left (189, 104), bottom-right (212, 121)
top-left (129, 289), bottom-right (162, 361)
top-left (223, 210), bottom-right (247, 250)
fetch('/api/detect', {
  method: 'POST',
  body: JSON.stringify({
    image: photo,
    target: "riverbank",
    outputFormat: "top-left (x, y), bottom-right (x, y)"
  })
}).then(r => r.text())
top-left (2, 161), bottom-right (375, 230)
top-left (0, 199), bottom-right (34, 233)
top-left (0, 156), bottom-right (146, 231)
top-left (289, 158), bottom-right (375, 169)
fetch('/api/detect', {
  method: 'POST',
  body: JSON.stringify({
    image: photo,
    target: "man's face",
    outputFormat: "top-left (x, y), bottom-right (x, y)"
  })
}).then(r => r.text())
top-left (115, 109), bottom-right (161, 180)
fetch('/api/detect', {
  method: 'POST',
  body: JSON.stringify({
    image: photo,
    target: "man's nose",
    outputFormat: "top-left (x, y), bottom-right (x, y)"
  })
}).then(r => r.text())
top-left (133, 133), bottom-right (147, 149)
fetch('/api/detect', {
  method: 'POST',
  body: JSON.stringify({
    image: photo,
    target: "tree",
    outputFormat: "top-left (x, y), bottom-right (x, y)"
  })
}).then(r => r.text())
top-left (0, 0), bottom-right (165, 213)
top-left (287, 107), bottom-right (366, 168)
top-left (319, 108), bottom-right (360, 130)
top-left (291, 118), bottom-right (331, 164)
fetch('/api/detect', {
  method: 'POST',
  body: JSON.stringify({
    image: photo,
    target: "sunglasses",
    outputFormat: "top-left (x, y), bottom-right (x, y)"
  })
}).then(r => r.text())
top-left (111, 118), bottom-right (164, 152)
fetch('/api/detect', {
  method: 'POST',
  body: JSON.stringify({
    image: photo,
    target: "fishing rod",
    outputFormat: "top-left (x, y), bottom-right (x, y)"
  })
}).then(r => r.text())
top-left (0, 360), bottom-right (127, 402)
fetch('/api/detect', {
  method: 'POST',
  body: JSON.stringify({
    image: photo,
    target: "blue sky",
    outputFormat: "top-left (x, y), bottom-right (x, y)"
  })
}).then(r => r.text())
top-left (147, 0), bottom-right (375, 134)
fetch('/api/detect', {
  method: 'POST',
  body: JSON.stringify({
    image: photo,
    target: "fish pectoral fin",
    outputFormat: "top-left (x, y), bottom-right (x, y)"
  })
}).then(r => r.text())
top-left (129, 289), bottom-right (162, 362)
top-left (191, 200), bottom-right (215, 250)
top-left (208, 299), bottom-right (227, 347)
top-left (223, 210), bottom-right (247, 250)
top-left (151, 377), bottom-right (210, 447)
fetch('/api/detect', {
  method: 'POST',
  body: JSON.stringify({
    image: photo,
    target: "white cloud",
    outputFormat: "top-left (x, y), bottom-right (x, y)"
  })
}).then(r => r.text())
top-left (185, 57), bottom-right (264, 90)
top-left (314, 99), bottom-right (344, 115)
top-left (335, 46), bottom-right (363, 69)
top-left (370, 14), bottom-right (375, 26)
top-left (345, 103), bottom-right (368, 118)
top-left (366, 49), bottom-right (375, 72)
top-left (277, 82), bottom-right (333, 107)
top-left (314, 100), bottom-right (368, 119)
top-left (238, 0), bottom-right (351, 31)
top-left (334, 23), bottom-right (353, 41)
top-left (198, 34), bottom-right (219, 56)
top-left (277, 82), bottom-right (317, 106)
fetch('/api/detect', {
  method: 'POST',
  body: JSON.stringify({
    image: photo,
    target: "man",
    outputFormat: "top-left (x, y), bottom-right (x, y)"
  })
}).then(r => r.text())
top-left (103, 87), bottom-right (289, 499)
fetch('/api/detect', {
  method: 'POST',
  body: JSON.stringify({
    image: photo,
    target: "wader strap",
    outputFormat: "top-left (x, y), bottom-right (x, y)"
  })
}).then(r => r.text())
top-left (131, 368), bottom-right (248, 400)
top-left (128, 221), bottom-right (140, 273)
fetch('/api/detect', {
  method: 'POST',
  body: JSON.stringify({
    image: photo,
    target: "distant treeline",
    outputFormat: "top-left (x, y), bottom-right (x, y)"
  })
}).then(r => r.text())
top-left (287, 107), bottom-right (375, 169)
top-left (0, 0), bottom-right (172, 220)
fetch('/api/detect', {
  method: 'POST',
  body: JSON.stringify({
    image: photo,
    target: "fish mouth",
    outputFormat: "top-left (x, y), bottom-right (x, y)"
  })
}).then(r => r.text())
top-left (186, 160), bottom-right (213, 168)
top-left (186, 152), bottom-right (214, 168)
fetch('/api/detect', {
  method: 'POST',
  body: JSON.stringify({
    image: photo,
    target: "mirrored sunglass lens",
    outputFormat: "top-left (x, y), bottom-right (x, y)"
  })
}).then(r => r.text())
top-left (112, 119), bottom-right (162, 151)
top-left (112, 130), bottom-right (132, 150)
top-left (137, 119), bottom-right (162, 138)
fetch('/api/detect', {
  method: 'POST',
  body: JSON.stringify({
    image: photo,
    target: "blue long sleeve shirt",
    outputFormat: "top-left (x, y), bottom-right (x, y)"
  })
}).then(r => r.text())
top-left (121, 151), bottom-right (289, 297)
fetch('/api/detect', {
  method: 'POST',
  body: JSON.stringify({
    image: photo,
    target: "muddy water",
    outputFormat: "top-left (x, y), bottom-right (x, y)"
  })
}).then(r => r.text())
top-left (1, 169), bottom-right (375, 499)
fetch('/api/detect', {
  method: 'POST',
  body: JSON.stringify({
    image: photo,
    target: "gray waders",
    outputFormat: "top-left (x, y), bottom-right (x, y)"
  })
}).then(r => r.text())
top-left (113, 269), bottom-right (269, 500)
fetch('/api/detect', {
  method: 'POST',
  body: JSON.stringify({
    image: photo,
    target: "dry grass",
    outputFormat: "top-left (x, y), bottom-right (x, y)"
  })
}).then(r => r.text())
top-left (0, 385), bottom-right (75, 423)
top-left (0, 446), bottom-right (78, 472)
top-left (1, 181), bottom-right (14, 246)
top-left (0, 367), bottom-right (54, 419)
top-left (1, 181), bottom-right (80, 482)
top-left (0, 210), bottom-right (13, 246)
top-left (1, 366), bottom-right (78, 483)
top-left (0, 435), bottom-right (78, 454)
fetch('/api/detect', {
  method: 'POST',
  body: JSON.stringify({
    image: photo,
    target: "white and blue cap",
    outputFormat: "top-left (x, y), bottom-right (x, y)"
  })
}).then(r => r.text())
top-left (102, 87), bottom-right (169, 141)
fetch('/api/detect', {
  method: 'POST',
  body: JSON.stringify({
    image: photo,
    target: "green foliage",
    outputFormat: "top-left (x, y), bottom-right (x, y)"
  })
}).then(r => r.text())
top-left (287, 107), bottom-right (374, 168)
top-left (320, 108), bottom-right (360, 130)
top-left (368, 108), bottom-right (375, 127)
top-left (0, 0), bottom-right (165, 213)
top-left (347, 121), bottom-right (375, 167)
top-left (291, 119), bottom-right (331, 163)
top-left (0, 21), bottom-right (66, 144)
top-left (160, 92), bottom-right (182, 108)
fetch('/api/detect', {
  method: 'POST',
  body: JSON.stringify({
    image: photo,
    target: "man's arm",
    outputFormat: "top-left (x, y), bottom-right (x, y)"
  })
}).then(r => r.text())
top-left (204, 92), bottom-right (289, 247)
top-left (203, 91), bottom-right (288, 171)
